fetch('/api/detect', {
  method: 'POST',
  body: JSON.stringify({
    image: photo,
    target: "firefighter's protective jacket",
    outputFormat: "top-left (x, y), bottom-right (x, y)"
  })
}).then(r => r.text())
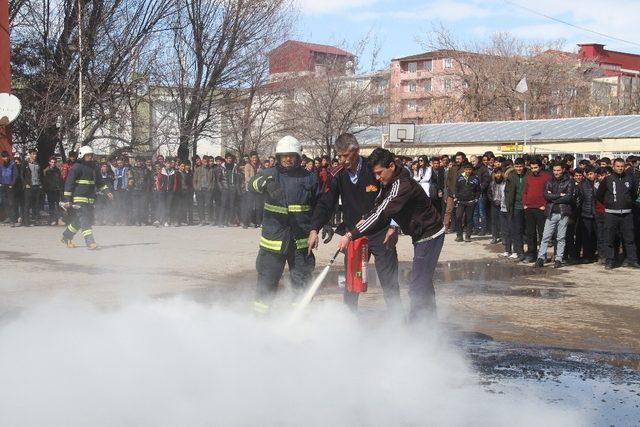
top-left (63, 161), bottom-right (110, 205)
top-left (249, 165), bottom-right (318, 253)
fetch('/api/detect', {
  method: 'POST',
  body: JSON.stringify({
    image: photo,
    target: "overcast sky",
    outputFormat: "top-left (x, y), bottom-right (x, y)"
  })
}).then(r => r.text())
top-left (294, 0), bottom-right (640, 70)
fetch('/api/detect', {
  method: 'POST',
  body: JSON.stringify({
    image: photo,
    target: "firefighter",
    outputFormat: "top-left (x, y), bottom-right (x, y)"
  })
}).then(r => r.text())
top-left (248, 136), bottom-right (318, 313)
top-left (61, 146), bottom-right (113, 249)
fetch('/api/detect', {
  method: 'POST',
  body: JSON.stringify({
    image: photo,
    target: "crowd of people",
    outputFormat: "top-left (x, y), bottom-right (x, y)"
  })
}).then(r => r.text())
top-left (404, 151), bottom-right (640, 270)
top-left (0, 149), bottom-right (333, 229)
top-left (2, 146), bottom-right (640, 270)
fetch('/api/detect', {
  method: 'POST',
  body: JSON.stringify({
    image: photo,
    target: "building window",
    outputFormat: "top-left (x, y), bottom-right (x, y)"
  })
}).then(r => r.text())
top-left (406, 100), bottom-right (416, 111)
top-left (444, 78), bottom-right (452, 91)
top-left (408, 62), bottom-right (417, 72)
top-left (423, 78), bottom-right (432, 91)
top-left (424, 59), bottom-right (432, 71)
top-left (409, 81), bottom-right (417, 92)
top-left (377, 104), bottom-right (385, 115)
top-left (443, 58), bottom-right (453, 69)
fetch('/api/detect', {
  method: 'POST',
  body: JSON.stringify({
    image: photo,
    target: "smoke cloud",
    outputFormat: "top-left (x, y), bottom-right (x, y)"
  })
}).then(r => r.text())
top-left (0, 298), bottom-right (583, 426)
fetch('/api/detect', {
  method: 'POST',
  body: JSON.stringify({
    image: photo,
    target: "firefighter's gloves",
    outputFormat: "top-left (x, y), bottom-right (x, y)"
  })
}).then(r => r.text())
top-left (321, 225), bottom-right (334, 243)
top-left (265, 179), bottom-right (286, 204)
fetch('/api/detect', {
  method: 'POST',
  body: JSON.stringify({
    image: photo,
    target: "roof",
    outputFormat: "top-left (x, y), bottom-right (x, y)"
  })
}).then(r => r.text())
top-left (578, 43), bottom-right (640, 72)
top-left (268, 40), bottom-right (353, 58)
top-left (392, 49), bottom-right (468, 62)
top-left (353, 115), bottom-right (640, 146)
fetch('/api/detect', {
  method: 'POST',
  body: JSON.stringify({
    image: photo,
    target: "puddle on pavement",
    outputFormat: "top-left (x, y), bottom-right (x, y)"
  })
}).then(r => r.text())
top-left (464, 337), bottom-right (640, 424)
top-left (319, 258), bottom-right (569, 299)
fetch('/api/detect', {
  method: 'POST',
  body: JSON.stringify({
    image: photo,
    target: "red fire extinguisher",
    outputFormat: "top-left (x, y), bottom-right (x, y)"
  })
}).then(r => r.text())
top-left (346, 237), bottom-right (368, 293)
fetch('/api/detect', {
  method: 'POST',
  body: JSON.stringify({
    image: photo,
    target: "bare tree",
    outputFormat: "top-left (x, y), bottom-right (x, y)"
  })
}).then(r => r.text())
top-left (220, 50), bottom-right (287, 157)
top-left (279, 37), bottom-right (386, 156)
top-left (10, 0), bottom-right (173, 162)
top-left (422, 26), bottom-right (596, 123)
top-left (153, 0), bottom-right (292, 161)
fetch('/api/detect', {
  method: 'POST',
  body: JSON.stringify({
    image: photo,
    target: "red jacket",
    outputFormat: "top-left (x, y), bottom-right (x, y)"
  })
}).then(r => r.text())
top-left (522, 172), bottom-right (551, 208)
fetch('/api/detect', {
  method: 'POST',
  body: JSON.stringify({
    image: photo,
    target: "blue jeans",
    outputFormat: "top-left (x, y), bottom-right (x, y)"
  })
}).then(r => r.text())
top-left (473, 194), bottom-right (487, 232)
top-left (537, 213), bottom-right (569, 262)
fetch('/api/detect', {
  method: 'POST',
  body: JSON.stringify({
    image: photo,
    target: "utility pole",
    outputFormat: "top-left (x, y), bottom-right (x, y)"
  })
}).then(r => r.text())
top-left (0, 0), bottom-right (12, 154)
top-left (77, 0), bottom-right (84, 146)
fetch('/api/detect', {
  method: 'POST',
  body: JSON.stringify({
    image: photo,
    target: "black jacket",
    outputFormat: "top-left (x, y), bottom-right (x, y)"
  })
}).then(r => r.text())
top-left (64, 161), bottom-right (111, 205)
top-left (454, 172), bottom-right (481, 203)
top-left (350, 166), bottom-right (443, 244)
top-left (43, 166), bottom-right (63, 192)
top-left (249, 165), bottom-right (318, 254)
top-left (596, 171), bottom-right (638, 213)
top-left (129, 166), bottom-right (151, 192)
top-left (473, 164), bottom-right (491, 193)
top-left (543, 174), bottom-right (574, 218)
top-left (579, 180), bottom-right (596, 219)
top-left (310, 157), bottom-right (380, 232)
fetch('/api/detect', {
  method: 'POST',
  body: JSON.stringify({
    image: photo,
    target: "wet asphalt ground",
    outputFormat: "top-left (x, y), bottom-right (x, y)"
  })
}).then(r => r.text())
top-left (1, 225), bottom-right (640, 425)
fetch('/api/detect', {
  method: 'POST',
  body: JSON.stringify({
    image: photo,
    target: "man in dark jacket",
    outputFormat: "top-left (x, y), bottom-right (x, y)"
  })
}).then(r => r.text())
top-left (0, 150), bottom-right (17, 225)
top-left (338, 147), bottom-right (444, 320)
top-left (596, 158), bottom-right (639, 269)
top-left (216, 153), bottom-right (240, 227)
top-left (193, 156), bottom-right (215, 225)
top-left (129, 157), bottom-right (151, 226)
top-left (429, 156), bottom-right (445, 213)
top-left (43, 156), bottom-right (63, 225)
top-left (454, 162), bottom-right (480, 242)
top-left (443, 152), bottom-right (465, 233)
top-left (470, 154), bottom-right (490, 235)
top-left (534, 162), bottom-right (574, 268)
top-left (504, 158), bottom-right (528, 260)
top-left (309, 133), bottom-right (400, 312)
top-left (577, 166), bottom-right (598, 263)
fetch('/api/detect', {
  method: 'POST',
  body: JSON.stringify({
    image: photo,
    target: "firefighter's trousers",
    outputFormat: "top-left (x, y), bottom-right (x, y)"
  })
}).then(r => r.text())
top-left (255, 242), bottom-right (315, 302)
top-left (62, 205), bottom-right (96, 245)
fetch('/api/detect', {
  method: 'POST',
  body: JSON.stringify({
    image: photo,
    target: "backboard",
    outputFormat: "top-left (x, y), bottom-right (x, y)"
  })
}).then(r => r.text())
top-left (388, 123), bottom-right (415, 143)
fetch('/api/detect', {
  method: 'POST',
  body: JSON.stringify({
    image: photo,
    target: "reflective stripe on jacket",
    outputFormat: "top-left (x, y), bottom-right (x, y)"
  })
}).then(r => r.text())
top-left (249, 165), bottom-right (318, 254)
top-left (63, 161), bottom-right (110, 205)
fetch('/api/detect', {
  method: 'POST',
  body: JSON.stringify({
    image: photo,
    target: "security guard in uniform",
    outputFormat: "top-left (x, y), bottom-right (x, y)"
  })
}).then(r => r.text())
top-left (248, 136), bottom-right (318, 313)
top-left (61, 146), bottom-right (112, 249)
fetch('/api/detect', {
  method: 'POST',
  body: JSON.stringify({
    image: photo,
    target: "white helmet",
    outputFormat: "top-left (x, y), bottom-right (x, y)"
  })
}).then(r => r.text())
top-left (275, 136), bottom-right (301, 156)
top-left (78, 145), bottom-right (94, 158)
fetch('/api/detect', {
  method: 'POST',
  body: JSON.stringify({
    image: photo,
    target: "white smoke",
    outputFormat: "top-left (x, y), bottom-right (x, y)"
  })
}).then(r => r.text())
top-left (0, 298), bottom-right (583, 426)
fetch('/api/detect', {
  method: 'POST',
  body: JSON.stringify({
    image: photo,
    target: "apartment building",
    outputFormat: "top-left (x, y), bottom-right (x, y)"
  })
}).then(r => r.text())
top-left (389, 50), bottom-right (465, 124)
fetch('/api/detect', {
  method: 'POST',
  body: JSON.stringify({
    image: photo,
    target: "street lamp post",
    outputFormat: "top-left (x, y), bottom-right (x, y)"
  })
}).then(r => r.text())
top-left (77, 0), bottom-right (84, 146)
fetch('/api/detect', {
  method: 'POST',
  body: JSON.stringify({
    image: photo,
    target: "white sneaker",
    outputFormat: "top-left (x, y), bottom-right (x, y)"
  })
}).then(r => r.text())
top-left (499, 252), bottom-right (510, 257)
top-left (508, 253), bottom-right (519, 259)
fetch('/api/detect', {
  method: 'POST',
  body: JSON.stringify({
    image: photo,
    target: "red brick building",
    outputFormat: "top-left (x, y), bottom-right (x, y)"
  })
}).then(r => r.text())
top-left (389, 50), bottom-right (465, 124)
top-left (578, 43), bottom-right (640, 110)
top-left (578, 43), bottom-right (640, 76)
top-left (267, 40), bottom-right (354, 81)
